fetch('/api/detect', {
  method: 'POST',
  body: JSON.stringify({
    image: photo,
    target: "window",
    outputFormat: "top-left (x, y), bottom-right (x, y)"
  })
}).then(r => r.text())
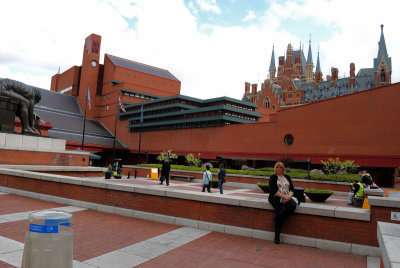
top-left (264, 98), bottom-right (271, 108)
top-left (106, 106), bottom-right (109, 111)
top-left (284, 134), bottom-right (294, 146)
top-left (381, 70), bottom-right (386, 82)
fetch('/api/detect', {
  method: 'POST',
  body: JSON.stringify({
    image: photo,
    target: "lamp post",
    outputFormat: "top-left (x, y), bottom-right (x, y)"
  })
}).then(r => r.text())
top-left (145, 150), bottom-right (148, 164)
top-left (307, 158), bottom-right (311, 179)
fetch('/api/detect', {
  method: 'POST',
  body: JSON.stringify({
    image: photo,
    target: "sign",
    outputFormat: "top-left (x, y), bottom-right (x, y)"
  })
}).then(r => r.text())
top-left (388, 191), bottom-right (400, 199)
top-left (391, 212), bottom-right (400, 221)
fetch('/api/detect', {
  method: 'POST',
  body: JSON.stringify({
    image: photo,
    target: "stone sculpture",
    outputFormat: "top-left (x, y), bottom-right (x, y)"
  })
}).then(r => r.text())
top-left (0, 78), bottom-right (41, 134)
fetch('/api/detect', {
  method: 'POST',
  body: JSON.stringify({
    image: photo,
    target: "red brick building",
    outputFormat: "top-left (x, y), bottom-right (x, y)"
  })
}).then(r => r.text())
top-left (43, 31), bottom-right (399, 187)
top-left (245, 25), bottom-right (392, 114)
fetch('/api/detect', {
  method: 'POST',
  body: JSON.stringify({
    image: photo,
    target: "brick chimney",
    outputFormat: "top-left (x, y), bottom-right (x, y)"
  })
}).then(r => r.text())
top-left (349, 63), bottom-right (355, 92)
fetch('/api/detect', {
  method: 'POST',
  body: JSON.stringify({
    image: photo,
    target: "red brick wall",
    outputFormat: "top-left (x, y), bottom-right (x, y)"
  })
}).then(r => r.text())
top-left (0, 150), bottom-right (89, 166)
top-left (2, 174), bottom-right (399, 246)
top-left (117, 83), bottom-right (400, 168)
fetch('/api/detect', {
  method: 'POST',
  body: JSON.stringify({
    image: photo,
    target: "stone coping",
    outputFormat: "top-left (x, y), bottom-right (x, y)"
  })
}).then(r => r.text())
top-left (124, 165), bottom-right (349, 186)
top-left (0, 133), bottom-right (69, 153)
top-left (0, 165), bottom-right (105, 172)
top-left (377, 221), bottom-right (400, 267)
top-left (368, 196), bottom-right (400, 208)
top-left (0, 167), bottom-right (370, 222)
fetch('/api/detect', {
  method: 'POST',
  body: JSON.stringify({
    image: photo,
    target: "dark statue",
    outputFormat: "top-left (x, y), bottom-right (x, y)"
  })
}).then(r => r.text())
top-left (0, 78), bottom-right (41, 134)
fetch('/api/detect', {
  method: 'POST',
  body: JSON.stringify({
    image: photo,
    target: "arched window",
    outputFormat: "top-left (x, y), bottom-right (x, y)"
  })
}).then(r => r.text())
top-left (381, 69), bottom-right (386, 82)
top-left (264, 97), bottom-right (270, 108)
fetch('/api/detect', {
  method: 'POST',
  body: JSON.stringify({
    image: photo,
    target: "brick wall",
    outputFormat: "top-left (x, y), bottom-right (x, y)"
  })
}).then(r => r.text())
top-left (2, 173), bottom-right (399, 247)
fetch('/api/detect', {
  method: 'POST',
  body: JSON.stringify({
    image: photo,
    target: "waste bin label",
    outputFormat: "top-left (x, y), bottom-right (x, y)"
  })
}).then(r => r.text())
top-left (44, 219), bottom-right (71, 226)
top-left (29, 224), bottom-right (59, 233)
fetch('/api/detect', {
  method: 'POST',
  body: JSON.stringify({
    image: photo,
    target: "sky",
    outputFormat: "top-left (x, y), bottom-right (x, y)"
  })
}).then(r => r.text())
top-left (0, 0), bottom-right (398, 100)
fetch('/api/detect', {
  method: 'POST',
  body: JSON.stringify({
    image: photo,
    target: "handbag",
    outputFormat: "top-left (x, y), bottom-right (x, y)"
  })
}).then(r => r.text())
top-left (223, 178), bottom-right (226, 183)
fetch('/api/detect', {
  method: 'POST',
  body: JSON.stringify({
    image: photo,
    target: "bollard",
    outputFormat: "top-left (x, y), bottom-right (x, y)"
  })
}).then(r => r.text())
top-left (22, 210), bottom-right (73, 268)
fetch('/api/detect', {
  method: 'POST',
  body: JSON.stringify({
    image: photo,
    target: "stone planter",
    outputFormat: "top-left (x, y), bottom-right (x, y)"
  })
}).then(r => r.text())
top-left (257, 183), bottom-right (269, 193)
top-left (210, 180), bottom-right (219, 188)
top-left (304, 189), bottom-right (333, 202)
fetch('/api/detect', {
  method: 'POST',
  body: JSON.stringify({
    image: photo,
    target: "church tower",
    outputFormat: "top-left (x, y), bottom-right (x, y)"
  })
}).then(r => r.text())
top-left (269, 46), bottom-right (276, 81)
top-left (305, 40), bottom-right (314, 82)
top-left (374, 25), bottom-right (391, 87)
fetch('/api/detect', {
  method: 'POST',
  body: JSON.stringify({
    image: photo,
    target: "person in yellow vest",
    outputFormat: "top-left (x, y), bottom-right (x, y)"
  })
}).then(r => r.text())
top-left (347, 179), bottom-right (364, 205)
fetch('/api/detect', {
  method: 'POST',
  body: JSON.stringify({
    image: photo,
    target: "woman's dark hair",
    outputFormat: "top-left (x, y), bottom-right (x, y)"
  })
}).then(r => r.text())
top-left (206, 165), bottom-right (210, 170)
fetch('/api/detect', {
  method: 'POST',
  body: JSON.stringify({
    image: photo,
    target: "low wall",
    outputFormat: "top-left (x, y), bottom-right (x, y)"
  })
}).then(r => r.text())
top-left (123, 166), bottom-right (350, 192)
top-left (0, 133), bottom-right (89, 166)
top-left (0, 165), bottom-right (105, 177)
top-left (2, 167), bottom-right (400, 257)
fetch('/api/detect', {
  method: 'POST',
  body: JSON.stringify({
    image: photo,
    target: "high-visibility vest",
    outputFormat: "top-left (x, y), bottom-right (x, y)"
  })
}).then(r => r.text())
top-left (355, 182), bottom-right (364, 197)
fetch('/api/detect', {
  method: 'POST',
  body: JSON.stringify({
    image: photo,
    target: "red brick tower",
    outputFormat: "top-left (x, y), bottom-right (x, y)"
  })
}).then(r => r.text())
top-left (78, 34), bottom-right (102, 119)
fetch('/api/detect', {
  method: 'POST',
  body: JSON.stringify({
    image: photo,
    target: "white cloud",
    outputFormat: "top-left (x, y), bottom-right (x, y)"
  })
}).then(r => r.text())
top-left (196, 0), bottom-right (221, 14)
top-left (0, 0), bottom-right (398, 100)
top-left (242, 10), bottom-right (256, 22)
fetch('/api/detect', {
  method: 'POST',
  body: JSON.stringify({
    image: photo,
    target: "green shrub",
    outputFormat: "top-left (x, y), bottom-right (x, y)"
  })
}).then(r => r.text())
top-left (137, 164), bottom-right (356, 183)
top-left (304, 189), bottom-right (334, 194)
top-left (321, 157), bottom-right (359, 175)
top-left (157, 150), bottom-right (178, 162)
top-left (256, 182), bottom-right (269, 187)
top-left (185, 153), bottom-right (202, 167)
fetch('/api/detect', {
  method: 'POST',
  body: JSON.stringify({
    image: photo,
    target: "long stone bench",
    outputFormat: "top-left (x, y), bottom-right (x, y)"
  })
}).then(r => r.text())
top-left (170, 174), bottom-right (194, 182)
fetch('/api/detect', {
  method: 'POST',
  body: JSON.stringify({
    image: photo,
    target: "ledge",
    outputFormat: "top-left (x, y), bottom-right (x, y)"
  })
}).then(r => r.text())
top-left (377, 221), bottom-right (400, 267)
top-left (368, 196), bottom-right (400, 208)
top-left (0, 168), bottom-right (371, 222)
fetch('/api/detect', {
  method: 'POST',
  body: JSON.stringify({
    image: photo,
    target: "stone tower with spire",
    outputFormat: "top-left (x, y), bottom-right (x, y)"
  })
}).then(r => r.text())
top-left (269, 45), bottom-right (276, 81)
top-left (305, 40), bottom-right (314, 82)
top-left (374, 24), bottom-right (392, 87)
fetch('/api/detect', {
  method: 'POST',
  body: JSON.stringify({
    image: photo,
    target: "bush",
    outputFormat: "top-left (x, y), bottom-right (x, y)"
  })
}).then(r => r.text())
top-left (321, 157), bottom-right (359, 175)
top-left (185, 153), bottom-right (202, 167)
top-left (256, 182), bottom-right (269, 187)
top-left (157, 150), bottom-right (178, 162)
top-left (137, 164), bottom-right (356, 183)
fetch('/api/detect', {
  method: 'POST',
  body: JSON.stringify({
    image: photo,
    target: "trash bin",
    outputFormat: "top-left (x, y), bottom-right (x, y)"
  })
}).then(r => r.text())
top-left (22, 209), bottom-right (73, 268)
top-left (105, 170), bottom-right (111, 179)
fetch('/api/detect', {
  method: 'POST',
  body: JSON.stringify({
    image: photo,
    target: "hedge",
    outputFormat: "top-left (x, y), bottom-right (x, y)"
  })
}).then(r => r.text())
top-left (136, 164), bottom-right (356, 183)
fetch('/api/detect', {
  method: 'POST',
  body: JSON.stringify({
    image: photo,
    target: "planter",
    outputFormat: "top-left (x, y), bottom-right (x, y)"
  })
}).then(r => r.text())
top-left (210, 180), bottom-right (219, 188)
top-left (113, 174), bottom-right (122, 179)
top-left (304, 189), bottom-right (333, 202)
top-left (257, 182), bottom-right (269, 193)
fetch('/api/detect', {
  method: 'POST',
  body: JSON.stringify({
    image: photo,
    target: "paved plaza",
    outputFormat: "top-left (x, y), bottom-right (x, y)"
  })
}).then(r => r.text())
top-left (0, 177), bottom-right (381, 267)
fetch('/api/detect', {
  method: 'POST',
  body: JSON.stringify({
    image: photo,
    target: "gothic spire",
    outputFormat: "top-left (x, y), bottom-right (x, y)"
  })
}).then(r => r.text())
top-left (374, 24), bottom-right (391, 71)
top-left (306, 39), bottom-right (313, 64)
top-left (316, 50), bottom-right (321, 72)
top-left (269, 45), bottom-right (275, 68)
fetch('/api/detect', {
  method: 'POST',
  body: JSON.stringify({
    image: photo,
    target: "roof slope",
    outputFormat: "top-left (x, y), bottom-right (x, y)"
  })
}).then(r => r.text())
top-left (34, 87), bottom-right (125, 148)
top-left (107, 54), bottom-right (180, 82)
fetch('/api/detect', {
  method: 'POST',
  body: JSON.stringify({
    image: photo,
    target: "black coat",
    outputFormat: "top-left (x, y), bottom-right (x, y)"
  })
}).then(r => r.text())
top-left (268, 174), bottom-right (294, 205)
top-left (161, 162), bottom-right (170, 177)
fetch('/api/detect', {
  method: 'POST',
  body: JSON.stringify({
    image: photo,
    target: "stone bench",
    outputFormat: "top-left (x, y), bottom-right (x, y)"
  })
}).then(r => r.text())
top-left (170, 174), bottom-right (194, 182)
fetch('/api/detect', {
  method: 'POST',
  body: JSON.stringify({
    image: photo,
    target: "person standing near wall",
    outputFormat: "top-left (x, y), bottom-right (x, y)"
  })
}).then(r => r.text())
top-left (268, 161), bottom-right (297, 244)
top-left (202, 165), bottom-right (212, 193)
top-left (217, 163), bottom-right (226, 194)
top-left (159, 159), bottom-right (171, 186)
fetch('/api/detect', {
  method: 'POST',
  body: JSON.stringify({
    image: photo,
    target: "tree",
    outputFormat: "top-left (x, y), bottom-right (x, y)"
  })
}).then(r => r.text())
top-left (185, 153), bottom-right (202, 167)
top-left (157, 150), bottom-right (178, 162)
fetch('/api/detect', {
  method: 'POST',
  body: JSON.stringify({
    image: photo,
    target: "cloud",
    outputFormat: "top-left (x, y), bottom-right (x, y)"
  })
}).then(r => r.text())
top-left (242, 10), bottom-right (256, 22)
top-left (0, 0), bottom-right (398, 101)
top-left (195, 0), bottom-right (221, 14)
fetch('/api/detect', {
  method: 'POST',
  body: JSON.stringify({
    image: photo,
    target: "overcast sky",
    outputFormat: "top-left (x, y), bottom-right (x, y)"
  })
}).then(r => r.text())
top-left (0, 0), bottom-right (397, 99)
